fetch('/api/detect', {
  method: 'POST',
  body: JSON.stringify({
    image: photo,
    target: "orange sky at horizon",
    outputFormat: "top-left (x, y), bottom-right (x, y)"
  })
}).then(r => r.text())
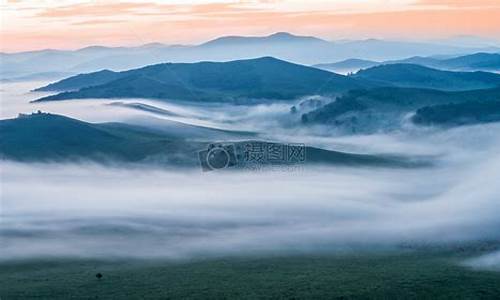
top-left (1, 0), bottom-right (500, 52)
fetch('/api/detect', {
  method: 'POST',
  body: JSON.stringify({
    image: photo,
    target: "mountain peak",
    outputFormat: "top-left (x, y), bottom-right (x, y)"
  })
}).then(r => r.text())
top-left (201, 32), bottom-right (327, 47)
top-left (267, 32), bottom-right (326, 43)
top-left (34, 57), bottom-right (365, 103)
top-left (76, 45), bottom-right (117, 52)
top-left (139, 42), bottom-right (168, 49)
top-left (268, 32), bottom-right (295, 38)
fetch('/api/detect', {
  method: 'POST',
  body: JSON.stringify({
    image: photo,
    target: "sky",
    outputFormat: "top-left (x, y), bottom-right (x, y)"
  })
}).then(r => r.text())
top-left (1, 0), bottom-right (500, 52)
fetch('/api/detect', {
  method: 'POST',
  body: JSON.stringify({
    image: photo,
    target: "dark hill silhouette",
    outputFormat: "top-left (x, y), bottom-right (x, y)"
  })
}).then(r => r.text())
top-left (0, 112), bottom-right (419, 167)
top-left (353, 63), bottom-right (500, 91)
top-left (34, 57), bottom-right (371, 103)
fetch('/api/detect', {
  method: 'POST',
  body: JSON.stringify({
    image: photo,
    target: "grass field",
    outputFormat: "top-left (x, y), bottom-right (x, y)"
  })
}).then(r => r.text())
top-left (2, 248), bottom-right (500, 299)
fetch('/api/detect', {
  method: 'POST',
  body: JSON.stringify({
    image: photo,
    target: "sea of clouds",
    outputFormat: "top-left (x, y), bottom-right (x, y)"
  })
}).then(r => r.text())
top-left (1, 81), bottom-right (500, 270)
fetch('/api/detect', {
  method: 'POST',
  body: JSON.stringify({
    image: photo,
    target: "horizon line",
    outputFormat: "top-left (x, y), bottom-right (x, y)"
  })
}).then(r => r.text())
top-left (2, 31), bottom-right (500, 54)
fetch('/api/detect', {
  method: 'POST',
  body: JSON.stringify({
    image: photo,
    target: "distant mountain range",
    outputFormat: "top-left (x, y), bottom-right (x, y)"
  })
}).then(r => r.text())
top-left (34, 56), bottom-right (500, 103)
top-left (0, 112), bottom-right (417, 167)
top-left (432, 53), bottom-right (500, 71)
top-left (2, 32), bottom-right (499, 80)
top-left (199, 32), bottom-right (330, 48)
top-left (301, 87), bottom-right (500, 132)
top-left (33, 57), bottom-right (371, 103)
top-left (0, 71), bottom-right (75, 83)
top-left (315, 53), bottom-right (500, 73)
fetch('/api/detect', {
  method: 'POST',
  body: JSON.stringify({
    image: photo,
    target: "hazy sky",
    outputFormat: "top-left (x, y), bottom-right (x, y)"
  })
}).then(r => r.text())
top-left (1, 0), bottom-right (500, 52)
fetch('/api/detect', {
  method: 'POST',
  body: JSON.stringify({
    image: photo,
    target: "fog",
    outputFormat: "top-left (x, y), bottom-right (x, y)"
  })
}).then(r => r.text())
top-left (465, 251), bottom-right (500, 271)
top-left (4, 81), bottom-right (500, 156)
top-left (0, 81), bottom-right (296, 134)
top-left (2, 148), bottom-right (500, 261)
top-left (1, 81), bottom-right (500, 271)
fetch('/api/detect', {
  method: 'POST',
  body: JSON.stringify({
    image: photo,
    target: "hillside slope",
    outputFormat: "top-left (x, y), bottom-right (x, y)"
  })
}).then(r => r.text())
top-left (0, 112), bottom-right (199, 164)
top-left (0, 113), bottom-right (418, 167)
top-left (302, 87), bottom-right (500, 132)
top-left (353, 64), bottom-right (500, 91)
top-left (34, 57), bottom-right (371, 103)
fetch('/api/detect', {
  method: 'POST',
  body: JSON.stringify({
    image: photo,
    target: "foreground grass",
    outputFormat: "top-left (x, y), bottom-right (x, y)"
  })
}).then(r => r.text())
top-left (2, 249), bottom-right (500, 299)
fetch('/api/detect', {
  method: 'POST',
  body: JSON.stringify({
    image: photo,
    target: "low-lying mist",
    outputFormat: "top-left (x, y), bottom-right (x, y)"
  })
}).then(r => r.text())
top-left (2, 81), bottom-right (500, 270)
top-left (2, 147), bottom-right (500, 262)
top-left (0, 81), bottom-right (300, 133)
